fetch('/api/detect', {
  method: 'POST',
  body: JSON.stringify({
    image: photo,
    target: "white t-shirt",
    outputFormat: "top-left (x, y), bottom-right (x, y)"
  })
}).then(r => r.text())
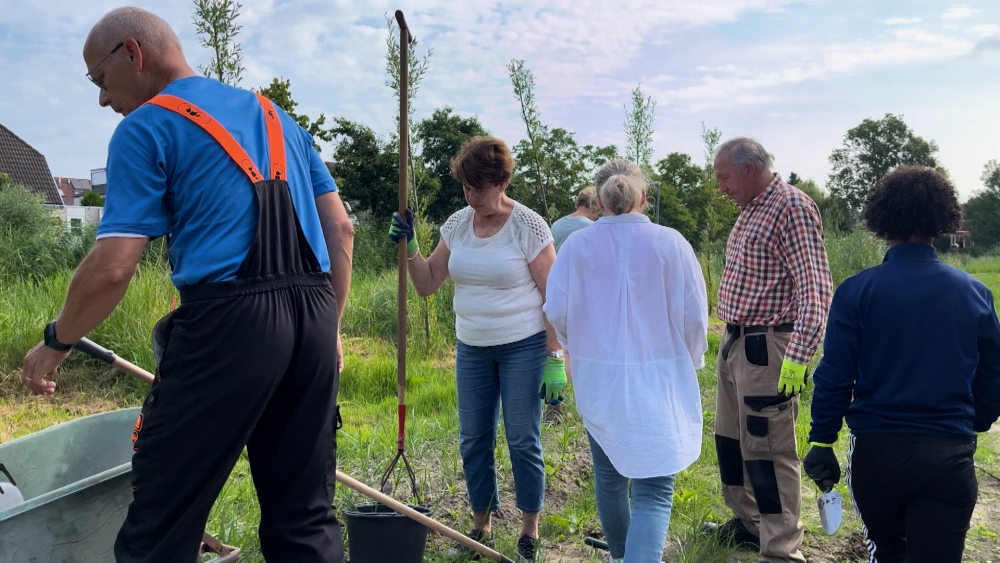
top-left (544, 213), bottom-right (709, 478)
top-left (440, 202), bottom-right (553, 347)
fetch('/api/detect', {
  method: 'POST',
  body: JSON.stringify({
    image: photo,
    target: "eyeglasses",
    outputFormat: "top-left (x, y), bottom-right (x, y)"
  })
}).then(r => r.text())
top-left (85, 42), bottom-right (125, 91)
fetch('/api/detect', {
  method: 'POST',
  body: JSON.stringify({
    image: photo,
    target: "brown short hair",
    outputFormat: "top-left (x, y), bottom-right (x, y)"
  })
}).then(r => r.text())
top-left (576, 186), bottom-right (598, 209)
top-left (863, 166), bottom-right (962, 241)
top-left (450, 136), bottom-right (515, 189)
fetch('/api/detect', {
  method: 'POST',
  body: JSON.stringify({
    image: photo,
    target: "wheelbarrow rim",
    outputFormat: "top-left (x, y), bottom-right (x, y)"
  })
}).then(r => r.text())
top-left (0, 462), bottom-right (132, 521)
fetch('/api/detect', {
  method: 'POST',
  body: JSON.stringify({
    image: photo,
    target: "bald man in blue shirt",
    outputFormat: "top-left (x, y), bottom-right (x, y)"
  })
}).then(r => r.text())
top-left (21, 8), bottom-right (354, 562)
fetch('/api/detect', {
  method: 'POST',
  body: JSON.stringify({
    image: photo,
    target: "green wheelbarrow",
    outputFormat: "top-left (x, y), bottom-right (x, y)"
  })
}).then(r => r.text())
top-left (0, 405), bottom-right (240, 562)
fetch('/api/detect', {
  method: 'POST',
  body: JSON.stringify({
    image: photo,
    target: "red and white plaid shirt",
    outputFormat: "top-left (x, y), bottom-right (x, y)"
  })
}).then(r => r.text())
top-left (717, 174), bottom-right (833, 365)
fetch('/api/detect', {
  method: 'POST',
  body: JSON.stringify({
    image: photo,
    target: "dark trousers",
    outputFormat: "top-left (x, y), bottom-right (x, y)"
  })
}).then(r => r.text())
top-left (114, 280), bottom-right (343, 563)
top-left (846, 433), bottom-right (978, 563)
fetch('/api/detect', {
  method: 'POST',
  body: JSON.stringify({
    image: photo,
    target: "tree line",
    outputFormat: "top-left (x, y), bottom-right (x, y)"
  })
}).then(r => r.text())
top-left (193, 0), bottom-right (1000, 255)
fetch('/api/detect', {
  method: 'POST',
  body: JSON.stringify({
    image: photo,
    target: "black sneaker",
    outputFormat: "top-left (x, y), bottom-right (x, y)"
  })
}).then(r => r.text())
top-left (516, 534), bottom-right (538, 563)
top-left (702, 517), bottom-right (760, 551)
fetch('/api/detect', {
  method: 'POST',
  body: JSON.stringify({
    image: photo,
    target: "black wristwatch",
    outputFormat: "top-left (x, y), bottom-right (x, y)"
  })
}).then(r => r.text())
top-left (43, 321), bottom-right (74, 352)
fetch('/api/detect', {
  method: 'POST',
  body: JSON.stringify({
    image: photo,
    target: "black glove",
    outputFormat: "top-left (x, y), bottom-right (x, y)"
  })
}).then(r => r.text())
top-left (803, 445), bottom-right (841, 493)
top-left (388, 208), bottom-right (417, 255)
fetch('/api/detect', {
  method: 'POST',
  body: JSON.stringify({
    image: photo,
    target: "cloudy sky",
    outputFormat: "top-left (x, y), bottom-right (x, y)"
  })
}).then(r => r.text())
top-left (1, 0), bottom-right (998, 200)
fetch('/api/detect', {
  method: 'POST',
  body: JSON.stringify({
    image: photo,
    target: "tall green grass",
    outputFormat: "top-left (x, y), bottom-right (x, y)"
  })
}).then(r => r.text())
top-left (943, 251), bottom-right (1000, 275)
top-left (824, 230), bottom-right (885, 285)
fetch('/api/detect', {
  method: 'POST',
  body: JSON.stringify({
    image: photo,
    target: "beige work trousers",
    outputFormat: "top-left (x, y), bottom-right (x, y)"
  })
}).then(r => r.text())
top-left (714, 327), bottom-right (805, 563)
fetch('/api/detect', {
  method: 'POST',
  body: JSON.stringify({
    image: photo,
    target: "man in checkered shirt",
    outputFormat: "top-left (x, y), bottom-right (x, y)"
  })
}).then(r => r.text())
top-left (704, 137), bottom-right (832, 563)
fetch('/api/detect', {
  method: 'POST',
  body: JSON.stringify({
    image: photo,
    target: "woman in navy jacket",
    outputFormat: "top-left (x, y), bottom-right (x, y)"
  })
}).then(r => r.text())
top-left (804, 166), bottom-right (1000, 563)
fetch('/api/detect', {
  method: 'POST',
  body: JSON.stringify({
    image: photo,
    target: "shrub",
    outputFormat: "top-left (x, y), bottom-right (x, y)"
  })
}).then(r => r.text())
top-left (80, 191), bottom-right (105, 207)
top-left (0, 184), bottom-right (95, 284)
top-left (825, 230), bottom-right (885, 286)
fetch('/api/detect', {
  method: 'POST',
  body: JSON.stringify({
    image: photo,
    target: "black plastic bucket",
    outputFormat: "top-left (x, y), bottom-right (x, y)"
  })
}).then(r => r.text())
top-left (343, 503), bottom-right (433, 563)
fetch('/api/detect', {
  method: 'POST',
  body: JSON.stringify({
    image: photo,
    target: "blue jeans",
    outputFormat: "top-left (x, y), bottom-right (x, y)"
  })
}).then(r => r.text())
top-left (456, 331), bottom-right (546, 514)
top-left (588, 432), bottom-right (676, 562)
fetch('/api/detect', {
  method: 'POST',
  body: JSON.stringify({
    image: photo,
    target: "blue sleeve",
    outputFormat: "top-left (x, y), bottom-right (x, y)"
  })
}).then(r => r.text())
top-left (808, 282), bottom-right (861, 444)
top-left (96, 114), bottom-right (171, 238)
top-left (307, 130), bottom-right (337, 198)
top-left (973, 292), bottom-right (1000, 432)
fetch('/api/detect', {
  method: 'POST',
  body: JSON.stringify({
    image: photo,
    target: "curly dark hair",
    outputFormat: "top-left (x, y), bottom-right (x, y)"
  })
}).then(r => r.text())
top-left (863, 166), bottom-right (962, 241)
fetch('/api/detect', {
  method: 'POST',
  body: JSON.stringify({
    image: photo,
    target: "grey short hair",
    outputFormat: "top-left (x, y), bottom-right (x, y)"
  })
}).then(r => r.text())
top-left (594, 159), bottom-right (646, 215)
top-left (715, 137), bottom-right (774, 174)
top-left (85, 7), bottom-right (182, 55)
top-left (595, 159), bottom-right (645, 195)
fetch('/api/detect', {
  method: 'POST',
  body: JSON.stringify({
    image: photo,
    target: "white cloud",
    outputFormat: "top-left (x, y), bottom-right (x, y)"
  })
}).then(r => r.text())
top-left (884, 17), bottom-right (921, 26)
top-left (641, 25), bottom-right (977, 113)
top-left (0, 0), bottom-right (996, 200)
top-left (942, 4), bottom-right (979, 20)
top-left (970, 24), bottom-right (999, 38)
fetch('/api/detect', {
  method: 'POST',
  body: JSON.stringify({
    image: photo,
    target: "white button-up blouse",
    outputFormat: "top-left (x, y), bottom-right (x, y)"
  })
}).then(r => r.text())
top-left (544, 213), bottom-right (709, 478)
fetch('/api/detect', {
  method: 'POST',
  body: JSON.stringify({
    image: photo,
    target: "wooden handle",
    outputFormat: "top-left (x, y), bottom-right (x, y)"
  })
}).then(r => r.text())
top-left (75, 338), bottom-right (154, 384)
top-left (114, 357), bottom-right (154, 384)
top-left (336, 470), bottom-right (514, 563)
top-left (394, 10), bottom-right (415, 43)
top-left (396, 10), bottom-right (409, 407)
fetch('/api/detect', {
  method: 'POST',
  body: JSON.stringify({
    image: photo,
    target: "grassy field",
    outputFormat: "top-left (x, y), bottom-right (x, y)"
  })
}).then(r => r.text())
top-left (2, 239), bottom-right (1000, 562)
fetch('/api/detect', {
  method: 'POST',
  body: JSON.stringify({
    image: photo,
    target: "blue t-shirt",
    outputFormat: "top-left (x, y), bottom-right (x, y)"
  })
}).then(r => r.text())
top-left (97, 76), bottom-right (336, 288)
top-left (551, 215), bottom-right (593, 253)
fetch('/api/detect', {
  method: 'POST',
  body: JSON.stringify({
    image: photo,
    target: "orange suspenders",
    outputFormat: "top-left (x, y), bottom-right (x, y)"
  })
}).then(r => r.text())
top-left (145, 93), bottom-right (287, 183)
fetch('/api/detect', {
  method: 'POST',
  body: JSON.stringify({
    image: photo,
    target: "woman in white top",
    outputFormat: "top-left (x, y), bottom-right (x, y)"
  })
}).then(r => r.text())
top-left (543, 159), bottom-right (709, 563)
top-left (388, 136), bottom-right (565, 563)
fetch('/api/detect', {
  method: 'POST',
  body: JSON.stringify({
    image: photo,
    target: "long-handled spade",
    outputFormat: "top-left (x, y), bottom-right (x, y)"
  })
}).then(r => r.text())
top-left (73, 338), bottom-right (515, 563)
top-left (378, 8), bottom-right (420, 503)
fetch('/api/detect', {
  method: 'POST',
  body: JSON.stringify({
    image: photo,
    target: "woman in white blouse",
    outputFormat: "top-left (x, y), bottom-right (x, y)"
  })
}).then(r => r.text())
top-left (388, 136), bottom-right (564, 563)
top-left (544, 159), bottom-right (709, 563)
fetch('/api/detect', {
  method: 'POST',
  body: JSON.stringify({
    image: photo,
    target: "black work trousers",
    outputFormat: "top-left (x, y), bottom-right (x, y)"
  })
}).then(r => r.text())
top-left (114, 277), bottom-right (343, 563)
top-left (846, 433), bottom-right (978, 563)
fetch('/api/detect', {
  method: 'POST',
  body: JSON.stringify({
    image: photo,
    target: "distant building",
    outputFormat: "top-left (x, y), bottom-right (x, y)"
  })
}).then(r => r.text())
top-left (950, 220), bottom-right (974, 251)
top-left (55, 176), bottom-right (94, 206)
top-left (90, 168), bottom-right (107, 195)
top-left (0, 123), bottom-right (62, 206)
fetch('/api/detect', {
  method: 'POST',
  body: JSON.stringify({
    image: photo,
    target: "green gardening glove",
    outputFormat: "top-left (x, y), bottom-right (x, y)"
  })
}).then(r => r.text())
top-left (539, 356), bottom-right (567, 405)
top-left (388, 208), bottom-right (419, 257)
top-left (777, 359), bottom-right (808, 396)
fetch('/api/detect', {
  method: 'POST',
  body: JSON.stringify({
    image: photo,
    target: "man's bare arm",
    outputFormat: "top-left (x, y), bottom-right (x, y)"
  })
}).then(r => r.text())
top-left (56, 236), bottom-right (149, 342)
top-left (316, 191), bottom-right (354, 321)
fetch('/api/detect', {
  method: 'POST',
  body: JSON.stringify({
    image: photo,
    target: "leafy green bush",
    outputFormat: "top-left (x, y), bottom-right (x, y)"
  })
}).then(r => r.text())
top-left (80, 191), bottom-right (104, 207)
top-left (0, 184), bottom-right (95, 284)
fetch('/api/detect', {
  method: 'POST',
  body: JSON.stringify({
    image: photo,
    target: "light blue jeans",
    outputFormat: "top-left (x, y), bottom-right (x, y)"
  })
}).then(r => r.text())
top-left (588, 432), bottom-right (676, 562)
top-left (456, 331), bottom-right (546, 514)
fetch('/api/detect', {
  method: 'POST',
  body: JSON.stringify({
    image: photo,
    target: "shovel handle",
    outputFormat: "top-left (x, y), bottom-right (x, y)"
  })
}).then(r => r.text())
top-left (585, 537), bottom-right (610, 551)
top-left (336, 470), bottom-right (514, 563)
top-left (396, 404), bottom-right (406, 450)
top-left (74, 338), bottom-right (154, 384)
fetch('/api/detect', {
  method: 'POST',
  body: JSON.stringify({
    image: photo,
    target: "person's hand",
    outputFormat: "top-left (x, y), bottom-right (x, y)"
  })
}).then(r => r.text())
top-left (388, 208), bottom-right (419, 257)
top-left (803, 444), bottom-right (841, 492)
top-left (539, 356), bottom-right (567, 405)
top-left (777, 359), bottom-right (808, 396)
top-left (21, 341), bottom-right (70, 395)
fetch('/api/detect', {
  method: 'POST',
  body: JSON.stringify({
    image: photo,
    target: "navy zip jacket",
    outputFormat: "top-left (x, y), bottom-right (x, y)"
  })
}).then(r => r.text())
top-left (808, 243), bottom-right (1000, 444)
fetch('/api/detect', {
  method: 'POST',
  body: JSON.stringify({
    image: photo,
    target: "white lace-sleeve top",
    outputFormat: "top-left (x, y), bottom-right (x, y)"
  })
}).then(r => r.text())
top-left (439, 202), bottom-right (553, 347)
